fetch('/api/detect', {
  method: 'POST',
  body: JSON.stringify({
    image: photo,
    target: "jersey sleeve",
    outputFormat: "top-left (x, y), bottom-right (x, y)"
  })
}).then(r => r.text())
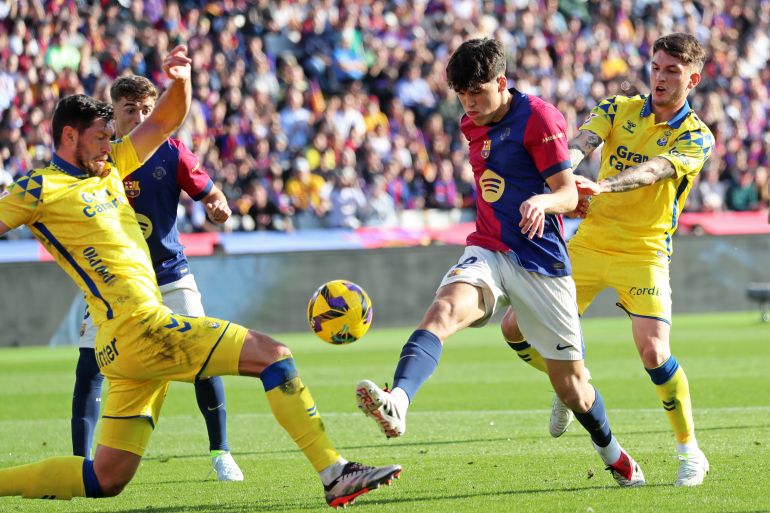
top-left (578, 96), bottom-right (617, 140)
top-left (171, 139), bottom-right (213, 201)
top-left (523, 101), bottom-right (571, 179)
top-left (658, 127), bottom-right (714, 179)
top-left (109, 135), bottom-right (143, 179)
top-left (0, 174), bottom-right (43, 229)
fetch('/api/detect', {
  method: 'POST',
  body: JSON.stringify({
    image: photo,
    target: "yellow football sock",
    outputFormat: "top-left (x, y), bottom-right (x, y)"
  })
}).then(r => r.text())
top-left (507, 340), bottom-right (547, 373)
top-left (266, 378), bottom-right (340, 471)
top-left (650, 363), bottom-right (695, 444)
top-left (262, 358), bottom-right (340, 472)
top-left (0, 456), bottom-right (86, 499)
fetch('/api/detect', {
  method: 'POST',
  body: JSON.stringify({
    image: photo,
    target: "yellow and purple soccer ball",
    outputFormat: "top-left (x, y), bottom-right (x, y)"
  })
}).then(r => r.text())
top-left (307, 280), bottom-right (373, 344)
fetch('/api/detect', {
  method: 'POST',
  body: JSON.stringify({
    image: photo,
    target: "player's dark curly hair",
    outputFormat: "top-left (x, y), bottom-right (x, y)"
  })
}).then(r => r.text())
top-left (52, 94), bottom-right (114, 147)
top-left (653, 33), bottom-right (707, 71)
top-left (110, 75), bottom-right (159, 104)
top-left (446, 38), bottom-right (506, 92)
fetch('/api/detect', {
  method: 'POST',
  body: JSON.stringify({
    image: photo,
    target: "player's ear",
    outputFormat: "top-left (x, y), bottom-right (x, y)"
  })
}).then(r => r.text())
top-left (62, 126), bottom-right (77, 147)
top-left (688, 68), bottom-right (701, 90)
top-left (497, 75), bottom-right (507, 92)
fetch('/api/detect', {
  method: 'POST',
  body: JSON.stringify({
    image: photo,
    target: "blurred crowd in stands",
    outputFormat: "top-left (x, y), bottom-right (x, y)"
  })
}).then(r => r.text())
top-left (0, 0), bottom-right (768, 236)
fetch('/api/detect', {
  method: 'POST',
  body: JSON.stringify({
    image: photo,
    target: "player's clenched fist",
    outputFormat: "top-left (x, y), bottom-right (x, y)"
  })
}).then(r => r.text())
top-left (206, 199), bottom-right (231, 224)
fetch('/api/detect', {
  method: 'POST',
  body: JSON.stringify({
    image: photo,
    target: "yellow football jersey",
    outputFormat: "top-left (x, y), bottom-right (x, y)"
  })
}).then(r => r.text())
top-left (0, 136), bottom-right (162, 326)
top-left (572, 94), bottom-right (714, 257)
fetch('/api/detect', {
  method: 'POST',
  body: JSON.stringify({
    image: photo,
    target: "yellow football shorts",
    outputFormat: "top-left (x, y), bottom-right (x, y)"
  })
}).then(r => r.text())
top-left (93, 305), bottom-right (249, 455)
top-left (568, 242), bottom-right (672, 323)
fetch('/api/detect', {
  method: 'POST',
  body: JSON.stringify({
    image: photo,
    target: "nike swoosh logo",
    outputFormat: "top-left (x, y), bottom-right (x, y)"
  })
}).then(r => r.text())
top-left (555, 344), bottom-right (571, 351)
top-left (207, 403), bottom-right (224, 411)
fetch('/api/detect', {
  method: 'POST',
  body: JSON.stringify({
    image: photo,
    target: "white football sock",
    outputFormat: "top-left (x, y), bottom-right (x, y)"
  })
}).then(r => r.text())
top-left (319, 457), bottom-right (349, 486)
top-left (593, 437), bottom-right (622, 466)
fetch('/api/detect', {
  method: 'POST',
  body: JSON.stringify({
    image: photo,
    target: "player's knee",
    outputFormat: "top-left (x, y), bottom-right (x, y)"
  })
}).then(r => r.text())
top-left (638, 341), bottom-right (669, 368)
top-left (98, 474), bottom-right (132, 497)
top-left (240, 330), bottom-right (293, 376)
top-left (422, 298), bottom-right (465, 337)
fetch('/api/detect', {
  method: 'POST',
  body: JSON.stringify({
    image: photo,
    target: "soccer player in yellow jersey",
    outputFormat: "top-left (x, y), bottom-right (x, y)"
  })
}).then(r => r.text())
top-left (501, 33), bottom-right (713, 486)
top-left (0, 46), bottom-right (400, 508)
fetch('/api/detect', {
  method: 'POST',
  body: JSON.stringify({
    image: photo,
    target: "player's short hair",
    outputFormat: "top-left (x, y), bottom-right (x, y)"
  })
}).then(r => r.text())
top-left (652, 33), bottom-right (707, 71)
top-left (110, 75), bottom-right (159, 104)
top-left (446, 38), bottom-right (506, 92)
top-left (52, 94), bottom-right (113, 148)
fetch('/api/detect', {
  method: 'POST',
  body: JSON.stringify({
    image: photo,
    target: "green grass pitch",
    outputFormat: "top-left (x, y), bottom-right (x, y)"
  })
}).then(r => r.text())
top-left (0, 312), bottom-right (768, 513)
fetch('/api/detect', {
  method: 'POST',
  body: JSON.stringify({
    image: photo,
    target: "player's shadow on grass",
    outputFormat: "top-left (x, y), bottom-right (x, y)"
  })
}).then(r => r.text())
top-left (77, 482), bottom-right (678, 513)
top-left (142, 436), bottom-right (552, 462)
top-left (143, 422), bottom-right (768, 462)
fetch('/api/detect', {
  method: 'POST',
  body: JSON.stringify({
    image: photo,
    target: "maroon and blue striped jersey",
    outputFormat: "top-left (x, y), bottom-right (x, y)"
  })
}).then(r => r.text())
top-left (461, 89), bottom-right (572, 277)
top-left (122, 138), bottom-right (213, 286)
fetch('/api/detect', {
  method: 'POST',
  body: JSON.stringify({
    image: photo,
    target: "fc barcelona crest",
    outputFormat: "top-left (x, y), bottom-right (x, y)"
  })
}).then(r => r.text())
top-left (481, 139), bottom-right (492, 159)
top-left (123, 180), bottom-right (141, 198)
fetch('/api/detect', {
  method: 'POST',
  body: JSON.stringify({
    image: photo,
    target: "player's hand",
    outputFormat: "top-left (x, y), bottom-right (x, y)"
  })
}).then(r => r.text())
top-left (574, 175), bottom-right (603, 196)
top-left (206, 199), bottom-right (231, 224)
top-left (519, 196), bottom-right (546, 239)
top-left (162, 45), bottom-right (192, 82)
top-left (565, 195), bottom-right (591, 218)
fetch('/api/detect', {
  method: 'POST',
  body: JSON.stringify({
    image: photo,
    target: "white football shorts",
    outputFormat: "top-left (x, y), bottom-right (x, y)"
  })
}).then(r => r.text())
top-left (79, 273), bottom-right (205, 348)
top-left (438, 245), bottom-right (584, 360)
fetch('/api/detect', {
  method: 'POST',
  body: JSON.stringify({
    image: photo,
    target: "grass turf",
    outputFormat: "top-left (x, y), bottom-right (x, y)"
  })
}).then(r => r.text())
top-left (0, 311), bottom-right (768, 512)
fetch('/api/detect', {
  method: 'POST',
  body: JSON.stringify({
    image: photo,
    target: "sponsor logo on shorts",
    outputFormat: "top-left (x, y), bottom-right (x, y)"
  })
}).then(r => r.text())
top-left (629, 286), bottom-right (661, 296)
top-left (95, 338), bottom-right (120, 368)
top-left (209, 322), bottom-right (220, 329)
top-left (555, 343), bottom-right (571, 351)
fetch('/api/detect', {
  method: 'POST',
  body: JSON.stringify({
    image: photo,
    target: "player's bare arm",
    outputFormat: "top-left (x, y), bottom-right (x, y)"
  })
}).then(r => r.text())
top-left (568, 130), bottom-right (603, 169)
top-left (0, 221), bottom-right (8, 237)
top-left (574, 156), bottom-right (676, 196)
top-left (519, 170), bottom-right (578, 239)
top-left (202, 186), bottom-right (231, 224)
top-left (129, 45), bottom-right (193, 162)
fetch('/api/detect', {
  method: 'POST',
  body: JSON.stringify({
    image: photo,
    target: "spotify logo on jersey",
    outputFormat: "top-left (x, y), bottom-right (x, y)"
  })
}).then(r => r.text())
top-left (135, 213), bottom-right (153, 239)
top-left (479, 169), bottom-right (504, 202)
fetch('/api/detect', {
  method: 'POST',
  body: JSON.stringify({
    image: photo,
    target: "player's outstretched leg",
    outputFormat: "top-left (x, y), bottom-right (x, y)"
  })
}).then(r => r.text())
top-left (71, 348), bottom-right (105, 458)
top-left (235, 330), bottom-right (402, 507)
top-left (356, 329), bottom-right (443, 438)
top-left (194, 376), bottom-right (243, 481)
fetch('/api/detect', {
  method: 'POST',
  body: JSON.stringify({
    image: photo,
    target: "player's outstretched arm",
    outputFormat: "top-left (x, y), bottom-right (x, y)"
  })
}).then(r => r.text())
top-left (567, 130), bottom-right (603, 170)
top-left (129, 45), bottom-right (193, 162)
top-left (596, 156), bottom-right (676, 193)
top-left (202, 186), bottom-right (231, 224)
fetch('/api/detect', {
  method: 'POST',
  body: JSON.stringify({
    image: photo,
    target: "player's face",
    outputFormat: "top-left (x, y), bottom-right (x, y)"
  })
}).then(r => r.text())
top-left (650, 50), bottom-right (700, 111)
top-left (113, 97), bottom-right (156, 137)
top-left (74, 119), bottom-right (114, 177)
top-left (455, 75), bottom-right (508, 126)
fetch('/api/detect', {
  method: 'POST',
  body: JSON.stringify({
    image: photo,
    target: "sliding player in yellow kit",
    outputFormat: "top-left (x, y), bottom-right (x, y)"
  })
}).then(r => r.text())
top-left (0, 46), bottom-right (400, 508)
top-left (502, 33), bottom-right (713, 486)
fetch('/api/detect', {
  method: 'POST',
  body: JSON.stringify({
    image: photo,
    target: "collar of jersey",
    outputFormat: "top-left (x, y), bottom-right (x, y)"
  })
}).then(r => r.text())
top-left (640, 95), bottom-right (691, 129)
top-left (52, 153), bottom-right (90, 178)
